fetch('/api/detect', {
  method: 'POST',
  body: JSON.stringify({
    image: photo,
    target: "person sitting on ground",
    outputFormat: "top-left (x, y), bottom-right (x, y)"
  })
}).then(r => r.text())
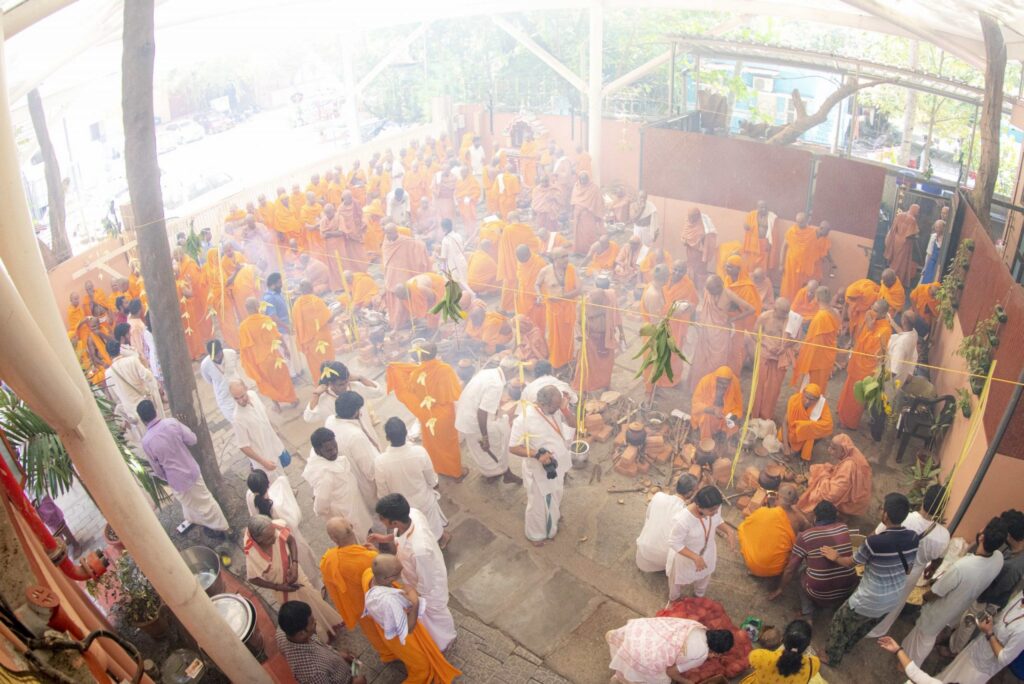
top-left (606, 616), bottom-right (735, 684)
top-left (690, 366), bottom-right (743, 443)
top-left (739, 483), bottom-right (806, 578)
top-left (796, 433), bottom-right (872, 517)
top-left (744, 619), bottom-right (820, 683)
top-left (781, 383), bottom-right (833, 462)
top-left (276, 600), bottom-right (367, 684)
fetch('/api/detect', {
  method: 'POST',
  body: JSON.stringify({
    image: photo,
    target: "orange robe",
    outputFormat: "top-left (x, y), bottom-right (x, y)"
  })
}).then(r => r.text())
top-left (360, 569), bottom-right (461, 684)
top-left (382, 236), bottom-right (431, 331)
top-left (405, 273), bottom-right (446, 329)
top-left (660, 276), bottom-right (698, 387)
top-left (576, 152), bottom-right (592, 175)
top-left (574, 290), bottom-right (619, 392)
top-left (780, 224), bottom-right (818, 300)
top-left (326, 180), bottom-right (344, 208)
top-left (455, 175), bottom-right (482, 230)
top-left (811, 235), bottom-right (832, 281)
top-left (884, 210), bottom-right (920, 286)
top-left (81, 288), bottom-right (112, 318)
top-left (587, 241), bottom-right (620, 275)
top-left (791, 286), bottom-right (817, 319)
top-left (725, 273), bottom-right (762, 375)
top-left (175, 279), bottom-right (206, 360)
top-left (339, 202), bottom-right (368, 272)
top-left (224, 208), bottom-right (246, 226)
top-left (784, 390), bottom-right (834, 461)
top-left (531, 184), bottom-right (563, 232)
top-left (74, 320), bottom-right (111, 385)
top-left (741, 209), bottom-right (771, 272)
top-left (338, 272), bottom-right (380, 310)
top-left (203, 248), bottom-right (237, 348)
top-left (910, 283), bottom-right (939, 327)
top-left (796, 436), bottom-right (872, 516)
top-left (274, 198), bottom-right (303, 246)
top-left (300, 202), bottom-right (324, 257)
top-left (482, 166), bottom-right (499, 214)
top-left (386, 359), bottom-right (463, 478)
top-left (690, 367), bottom-right (743, 441)
top-left (230, 264), bottom-right (261, 321)
top-left (466, 250), bottom-right (499, 295)
top-left (66, 305), bottom-right (84, 334)
top-left (320, 546), bottom-right (395, 661)
top-left (570, 182), bottom-right (605, 256)
top-left (843, 279), bottom-right (879, 339)
top-left (515, 255), bottom-right (547, 333)
top-left (792, 307), bottom-right (841, 389)
top-left (638, 249), bottom-right (670, 284)
top-left (466, 304), bottom-right (513, 353)
top-left (519, 140), bottom-right (539, 186)
top-left (127, 273), bottom-right (145, 302)
top-left (837, 318), bottom-right (892, 429)
top-left (363, 200), bottom-right (385, 255)
top-left (496, 222), bottom-right (541, 311)
top-left (347, 170), bottom-right (367, 205)
top-left (738, 506), bottom-right (796, 577)
top-left (238, 313), bottom-right (297, 404)
top-left (291, 294), bottom-right (335, 380)
top-left (879, 278), bottom-right (906, 312)
top-left (495, 172), bottom-right (521, 219)
top-left (542, 264), bottom-right (578, 369)
top-left (256, 201), bottom-right (276, 233)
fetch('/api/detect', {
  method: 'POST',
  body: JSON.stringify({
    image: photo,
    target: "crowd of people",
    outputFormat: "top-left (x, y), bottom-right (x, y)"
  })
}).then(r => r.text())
top-left (55, 127), bottom-right (1024, 683)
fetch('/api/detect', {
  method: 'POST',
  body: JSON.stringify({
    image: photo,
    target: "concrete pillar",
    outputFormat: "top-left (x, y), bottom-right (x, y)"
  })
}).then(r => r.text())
top-left (0, 26), bottom-right (271, 684)
top-left (342, 37), bottom-right (361, 146)
top-left (588, 1), bottom-right (603, 185)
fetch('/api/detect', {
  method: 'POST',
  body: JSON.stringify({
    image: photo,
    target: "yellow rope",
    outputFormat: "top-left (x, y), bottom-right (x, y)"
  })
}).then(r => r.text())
top-left (729, 328), bottom-right (762, 488)
top-left (575, 296), bottom-right (589, 437)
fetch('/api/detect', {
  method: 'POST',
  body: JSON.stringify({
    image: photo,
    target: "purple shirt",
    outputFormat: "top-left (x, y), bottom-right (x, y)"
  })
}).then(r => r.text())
top-left (141, 417), bottom-right (200, 492)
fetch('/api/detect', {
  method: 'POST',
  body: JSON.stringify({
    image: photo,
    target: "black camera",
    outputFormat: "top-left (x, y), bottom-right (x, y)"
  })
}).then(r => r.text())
top-left (536, 448), bottom-right (559, 479)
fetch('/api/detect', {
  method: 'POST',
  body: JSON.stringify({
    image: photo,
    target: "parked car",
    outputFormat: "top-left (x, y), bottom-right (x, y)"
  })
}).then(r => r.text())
top-left (195, 111), bottom-right (234, 135)
top-left (162, 119), bottom-right (206, 145)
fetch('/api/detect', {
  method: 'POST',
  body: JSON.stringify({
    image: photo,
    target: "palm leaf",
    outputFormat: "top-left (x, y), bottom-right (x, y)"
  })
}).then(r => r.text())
top-left (0, 387), bottom-right (167, 507)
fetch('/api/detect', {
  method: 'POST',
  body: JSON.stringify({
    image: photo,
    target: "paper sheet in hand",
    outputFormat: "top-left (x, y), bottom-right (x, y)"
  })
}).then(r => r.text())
top-left (785, 310), bottom-right (804, 338)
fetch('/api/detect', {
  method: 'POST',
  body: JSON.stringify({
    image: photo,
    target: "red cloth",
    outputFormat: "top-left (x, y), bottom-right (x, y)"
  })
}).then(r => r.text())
top-left (655, 597), bottom-right (752, 680)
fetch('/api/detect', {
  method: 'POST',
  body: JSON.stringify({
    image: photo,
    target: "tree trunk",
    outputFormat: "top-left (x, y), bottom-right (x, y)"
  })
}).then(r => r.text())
top-left (971, 13), bottom-right (1006, 231)
top-left (768, 78), bottom-right (891, 146)
top-left (121, 0), bottom-right (238, 522)
top-left (899, 41), bottom-right (919, 166)
top-left (27, 89), bottom-right (71, 263)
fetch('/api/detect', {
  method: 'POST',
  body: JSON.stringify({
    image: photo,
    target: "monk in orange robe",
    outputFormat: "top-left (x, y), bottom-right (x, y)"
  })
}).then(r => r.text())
top-left (255, 194), bottom-right (276, 233)
top-left (288, 185), bottom-right (304, 220)
top-left (337, 271), bottom-right (380, 311)
top-left (495, 164), bottom-right (521, 219)
top-left (361, 558), bottom-right (461, 683)
top-left (466, 241), bottom-right (499, 295)
top-left (514, 245), bottom-right (547, 332)
top-left (66, 292), bottom-right (84, 332)
top-left (715, 240), bottom-right (744, 280)
top-left (386, 342), bottom-right (464, 479)
top-left (454, 167), bottom-right (481, 233)
top-left (174, 254), bottom-right (211, 359)
top-left (689, 274), bottom-right (753, 392)
top-left (229, 262), bottom-right (261, 323)
top-left (223, 203), bottom-right (246, 226)
top-left (531, 175), bottom-right (563, 232)
top-left (174, 273), bottom-right (206, 360)
top-left (325, 172), bottom-right (344, 207)
top-left (347, 161), bottom-right (367, 205)
top-left (478, 221), bottom-right (502, 258)
top-left (790, 280), bottom-right (819, 320)
top-left (796, 433), bottom-right (872, 517)
top-left (910, 282), bottom-right (940, 327)
top-left (792, 285), bottom-right (841, 389)
top-left (81, 280), bottom-right (111, 320)
top-left (639, 248), bottom-right (671, 284)
top-left (878, 268), bottom-right (906, 312)
top-left (724, 255), bottom-right (763, 375)
top-left (127, 263), bottom-right (146, 302)
top-left (482, 159), bottom-right (501, 215)
top-left (291, 280), bottom-right (336, 380)
top-left (782, 384), bottom-right (834, 461)
top-left (837, 300), bottom-right (892, 429)
top-left (537, 249), bottom-right (580, 370)
top-left (274, 193), bottom-right (304, 249)
top-left (496, 213), bottom-right (541, 311)
top-left (381, 225), bottom-right (431, 331)
top-left (585, 235), bottom-right (619, 275)
top-left (738, 485), bottom-right (802, 578)
top-left (338, 191), bottom-right (368, 272)
top-left (466, 300), bottom-right (513, 353)
top-left (570, 172), bottom-right (604, 256)
top-left (362, 198), bottom-right (385, 256)
top-left (691, 366), bottom-right (743, 442)
top-left (663, 261), bottom-right (698, 340)
top-left (320, 519), bottom-right (395, 662)
top-left (811, 222), bottom-right (834, 281)
top-left (519, 132), bottom-right (540, 187)
top-left (574, 287), bottom-right (618, 392)
top-left (319, 204), bottom-right (345, 291)
top-left (575, 145), bottom-right (592, 175)
top-left (741, 200), bottom-right (775, 273)
top-left (779, 212), bottom-right (818, 300)
top-left (300, 192), bottom-right (324, 257)
top-left (884, 203), bottom-right (920, 286)
top-left (203, 248), bottom-right (233, 347)
top-left (513, 314), bottom-right (549, 362)
top-left (238, 297), bottom-right (297, 408)
top-left (752, 268), bottom-right (774, 312)
top-left (751, 296), bottom-right (798, 420)
top-left (394, 272), bottom-right (446, 331)
top-left (843, 278), bottom-right (880, 339)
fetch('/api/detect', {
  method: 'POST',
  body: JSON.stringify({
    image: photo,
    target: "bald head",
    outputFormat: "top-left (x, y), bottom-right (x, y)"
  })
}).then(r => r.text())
top-left (687, 207), bottom-right (702, 223)
top-left (705, 274), bottom-right (724, 295)
top-left (871, 299), bottom-right (890, 316)
top-left (299, 279), bottom-right (313, 295)
top-left (815, 285), bottom-right (831, 303)
top-left (245, 297), bottom-right (260, 314)
top-left (752, 267), bottom-right (766, 284)
top-left (229, 380), bottom-right (247, 401)
top-left (652, 263), bottom-right (669, 285)
top-left (326, 517), bottom-right (357, 547)
top-left (773, 297), bottom-right (791, 317)
top-left (515, 244), bottom-right (532, 263)
top-left (372, 554), bottom-right (402, 583)
top-left (881, 268), bottom-right (897, 287)
top-left (796, 212), bottom-right (808, 227)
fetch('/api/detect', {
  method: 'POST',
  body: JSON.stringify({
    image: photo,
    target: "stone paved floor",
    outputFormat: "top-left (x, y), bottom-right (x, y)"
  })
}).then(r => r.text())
top-left (65, 310), bottom-right (951, 683)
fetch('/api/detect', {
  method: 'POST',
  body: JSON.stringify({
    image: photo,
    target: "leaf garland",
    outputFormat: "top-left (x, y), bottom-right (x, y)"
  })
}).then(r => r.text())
top-left (429, 272), bottom-right (467, 324)
top-left (633, 303), bottom-right (688, 384)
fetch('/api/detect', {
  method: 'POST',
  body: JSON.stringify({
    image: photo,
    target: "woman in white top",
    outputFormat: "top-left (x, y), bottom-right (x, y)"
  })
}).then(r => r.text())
top-left (666, 486), bottom-right (735, 600)
top-left (244, 470), bottom-right (320, 591)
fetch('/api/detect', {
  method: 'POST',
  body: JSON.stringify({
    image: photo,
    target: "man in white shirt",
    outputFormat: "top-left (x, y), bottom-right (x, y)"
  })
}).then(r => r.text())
top-left (376, 418), bottom-right (448, 545)
top-left (521, 360), bottom-right (579, 407)
top-left (438, 219), bottom-right (472, 296)
top-left (468, 136), bottom-right (486, 177)
top-left (631, 191), bottom-right (660, 247)
top-left (508, 385), bottom-right (573, 546)
top-left (372, 494), bottom-right (456, 651)
top-left (902, 517), bottom-right (1007, 667)
top-left (199, 339), bottom-right (246, 422)
top-left (325, 391), bottom-right (380, 513)
top-left (228, 380), bottom-right (288, 479)
top-left (635, 474), bottom-right (698, 572)
top-left (937, 589), bottom-right (1024, 684)
top-left (105, 339), bottom-right (164, 420)
top-left (454, 358), bottom-right (521, 483)
top-left (868, 483), bottom-right (951, 637)
top-left (302, 427), bottom-right (375, 543)
top-left (386, 187), bottom-right (411, 226)
top-left (887, 310), bottom-right (920, 387)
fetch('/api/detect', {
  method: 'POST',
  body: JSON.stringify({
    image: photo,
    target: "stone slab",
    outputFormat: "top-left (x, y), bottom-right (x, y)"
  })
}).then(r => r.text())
top-left (543, 599), bottom-right (642, 683)
top-left (492, 569), bottom-right (599, 657)
top-left (450, 539), bottom-right (546, 624)
top-left (444, 517), bottom-right (496, 578)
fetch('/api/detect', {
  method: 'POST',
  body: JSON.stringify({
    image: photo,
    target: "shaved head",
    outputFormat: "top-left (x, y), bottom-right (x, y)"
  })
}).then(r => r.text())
top-left (372, 554), bottom-right (402, 583)
top-left (245, 297), bottom-right (259, 314)
top-left (326, 517), bottom-right (356, 546)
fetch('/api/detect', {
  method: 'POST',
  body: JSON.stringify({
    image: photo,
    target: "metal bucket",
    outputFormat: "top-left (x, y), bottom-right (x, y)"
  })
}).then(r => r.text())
top-left (210, 594), bottom-right (264, 660)
top-left (181, 546), bottom-right (224, 596)
top-left (569, 440), bottom-right (590, 469)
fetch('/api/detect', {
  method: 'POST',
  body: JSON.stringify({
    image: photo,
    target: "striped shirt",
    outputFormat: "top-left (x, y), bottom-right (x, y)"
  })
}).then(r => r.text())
top-left (848, 527), bottom-right (919, 618)
top-left (792, 522), bottom-right (858, 603)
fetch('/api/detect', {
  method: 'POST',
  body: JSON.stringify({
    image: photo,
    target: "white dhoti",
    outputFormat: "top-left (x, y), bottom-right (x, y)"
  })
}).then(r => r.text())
top-left (421, 598), bottom-right (458, 652)
top-left (523, 466), bottom-right (564, 543)
top-left (284, 333), bottom-right (303, 377)
top-left (176, 478), bottom-right (229, 531)
top-left (460, 418), bottom-right (510, 478)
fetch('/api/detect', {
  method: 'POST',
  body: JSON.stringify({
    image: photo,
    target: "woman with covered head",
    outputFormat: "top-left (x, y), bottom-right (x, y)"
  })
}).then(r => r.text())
top-left (796, 433), bottom-right (872, 517)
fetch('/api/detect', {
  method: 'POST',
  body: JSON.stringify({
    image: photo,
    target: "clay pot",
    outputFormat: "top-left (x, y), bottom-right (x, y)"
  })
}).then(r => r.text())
top-left (625, 422), bottom-right (647, 447)
top-left (695, 438), bottom-right (717, 466)
top-left (712, 457), bottom-right (732, 487)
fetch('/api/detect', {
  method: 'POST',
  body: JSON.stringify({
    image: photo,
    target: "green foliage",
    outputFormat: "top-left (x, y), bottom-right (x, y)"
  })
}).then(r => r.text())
top-left (957, 303), bottom-right (1006, 395)
top-left (853, 358), bottom-right (892, 416)
top-left (429, 273), bottom-right (467, 324)
top-left (183, 223), bottom-right (203, 264)
top-left (633, 304), bottom-right (687, 384)
top-left (956, 387), bottom-right (973, 418)
top-left (935, 239), bottom-right (973, 329)
top-left (88, 553), bottom-right (162, 626)
top-left (901, 455), bottom-right (943, 508)
top-left (0, 387), bottom-right (167, 507)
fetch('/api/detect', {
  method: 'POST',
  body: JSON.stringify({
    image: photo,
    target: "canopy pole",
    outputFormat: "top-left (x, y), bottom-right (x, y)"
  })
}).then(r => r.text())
top-left (588, 0), bottom-right (604, 184)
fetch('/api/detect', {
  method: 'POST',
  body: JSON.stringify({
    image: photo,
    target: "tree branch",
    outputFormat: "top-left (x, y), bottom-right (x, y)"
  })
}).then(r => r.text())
top-left (768, 78), bottom-right (895, 145)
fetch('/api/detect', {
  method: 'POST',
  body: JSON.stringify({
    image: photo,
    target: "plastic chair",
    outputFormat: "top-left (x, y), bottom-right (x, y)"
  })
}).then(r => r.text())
top-left (896, 394), bottom-right (956, 462)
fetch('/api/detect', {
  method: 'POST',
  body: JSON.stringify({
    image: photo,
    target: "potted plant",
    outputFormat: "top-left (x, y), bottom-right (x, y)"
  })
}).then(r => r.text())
top-left (935, 239), bottom-right (974, 330)
top-left (853, 360), bottom-right (892, 441)
top-left (901, 456), bottom-right (943, 508)
top-left (956, 388), bottom-right (972, 418)
top-left (88, 553), bottom-right (168, 638)
top-left (957, 306), bottom-right (1006, 396)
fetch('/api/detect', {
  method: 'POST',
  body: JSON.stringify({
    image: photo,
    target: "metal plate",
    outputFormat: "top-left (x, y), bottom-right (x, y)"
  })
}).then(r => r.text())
top-left (210, 594), bottom-right (255, 641)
